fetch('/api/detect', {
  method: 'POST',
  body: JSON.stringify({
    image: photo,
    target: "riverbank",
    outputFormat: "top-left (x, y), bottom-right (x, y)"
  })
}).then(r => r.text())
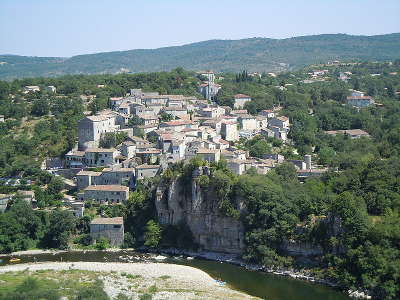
top-left (0, 248), bottom-right (370, 299)
top-left (0, 262), bottom-right (260, 299)
top-left (155, 248), bottom-right (371, 300)
top-left (0, 247), bottom-right (131, 257)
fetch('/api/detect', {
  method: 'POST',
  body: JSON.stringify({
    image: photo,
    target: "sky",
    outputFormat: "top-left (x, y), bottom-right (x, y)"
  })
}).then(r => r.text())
top-left (0, 0), bottom-right (399, 57)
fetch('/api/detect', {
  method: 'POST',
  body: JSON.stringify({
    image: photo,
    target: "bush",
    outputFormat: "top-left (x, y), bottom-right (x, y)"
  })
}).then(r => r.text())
top-left (95, 237), bottom-right (110, 250)
top-left (144, 220), bottom-right (162, 248)
top-left (75, 234), bottom-right (93, 246)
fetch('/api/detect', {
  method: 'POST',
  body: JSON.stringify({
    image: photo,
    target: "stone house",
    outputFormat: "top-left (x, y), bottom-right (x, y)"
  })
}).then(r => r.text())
top-left (135, 124), bottom-right (158, 134)
top-left (142, 95), bottom-right (169, 106)
top-left (159, 120), bottom-right (198, 132)
top-left (117, 102), bottom-right (131, 115)
top-left (65, 150), bottom-right (85, 168)
top-left (325, 129), bottom-right (370, 139)
top-left (162, 107), bottom-right (188, 119)
top-left (90, 217), bottom-right (124, 247)
top-left (269, 126), bottom-right (288, 141)
top-left (146, 104), bottom-right (164, 115)
top-left (76, 170), bottom-right (102, 190)
top-left (227, 159), bottom-right (246, 175)
top-left (109, 97), bottom-right (124, 110)
top-left (201, 107), bottom-right (224, 119)
top-left (202, 119), bottom-right (223, 134)
top-left (100, 168), bottom-right (135, 186)
top-left (198, 82), bottom-right (221, 100)
top-left (120, 141), bottom-right (137, 159)
top-left (70, 202), bottom-right (85, 218)
top-left (78, 185), bottom-right (129, 204)
top-left (221, 121), bottom-right (238, 142)
top-left (171, 140), bottom-right (186, 160)
top-left (233, 94), bottom-right (251, 109)
top-left (135, 164), bottom-right (160, 180)
top-left (268, 116), bottom-right (290, 130)
top-left (136, 149), bottom-right (162, 164)
top-left (78, 115), bottom-right (119, 150)
top-left (259, 109), bottom-right (275, 118)
top-left (196, 148), bottom-right (220, 163)
top-left (84, 148), bottom-right (120, 167)
top-left (140, 115), bottom-right (159, 126)
top-left (239, 115), bottom-right (257, 131)
top-left (256, 116), bottom-right (268, 129)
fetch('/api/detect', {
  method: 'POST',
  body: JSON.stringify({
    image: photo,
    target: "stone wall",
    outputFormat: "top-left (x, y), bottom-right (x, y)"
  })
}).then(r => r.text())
top-left (156, 167), bottom-right (245, 254)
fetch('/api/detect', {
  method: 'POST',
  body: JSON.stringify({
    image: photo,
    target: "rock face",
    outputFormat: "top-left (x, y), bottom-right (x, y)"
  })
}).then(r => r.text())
top-left (156, 167), bottom-right (245, 254)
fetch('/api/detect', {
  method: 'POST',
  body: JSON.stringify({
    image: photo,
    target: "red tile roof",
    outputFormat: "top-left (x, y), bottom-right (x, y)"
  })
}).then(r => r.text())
top-left (234, 94), bottom-right (251, 99)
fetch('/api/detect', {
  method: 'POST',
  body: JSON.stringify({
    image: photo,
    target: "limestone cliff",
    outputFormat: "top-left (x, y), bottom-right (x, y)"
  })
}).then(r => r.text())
top-left (155, 167), bottom-right (245, 254)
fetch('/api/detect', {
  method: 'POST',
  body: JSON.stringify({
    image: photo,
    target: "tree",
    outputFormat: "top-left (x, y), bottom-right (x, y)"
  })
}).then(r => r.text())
top-left (31, 98), bottom-right (50, 116)
top-left (144, 220), bottom-right (162, 248)
top-left (274, 162), bottom-right (298, 181)
top-left (95, 237), bottom-right (110, 250)
top-left (159, 112), bottom-right (174, 122)
top-left (44, 210), bottom-right (76, 249)
top-left (47, 176), bottom-right (64, 195)
top-left (128, 115), bottom-right (144, 127)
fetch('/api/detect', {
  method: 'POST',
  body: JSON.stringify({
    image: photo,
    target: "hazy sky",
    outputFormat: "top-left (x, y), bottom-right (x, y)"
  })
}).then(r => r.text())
top-left (1, 0), bottom-right (399, 57)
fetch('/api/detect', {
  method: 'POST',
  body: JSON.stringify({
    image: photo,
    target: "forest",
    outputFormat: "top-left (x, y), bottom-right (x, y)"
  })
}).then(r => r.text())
top-left (0, 62), bottom-right (399, 299)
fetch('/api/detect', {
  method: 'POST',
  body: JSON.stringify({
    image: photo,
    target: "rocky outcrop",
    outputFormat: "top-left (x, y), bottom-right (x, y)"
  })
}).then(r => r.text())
top-left (282, 239), bottom-right (324, 256)
top-left (156, 167), bottom-right (245, 254)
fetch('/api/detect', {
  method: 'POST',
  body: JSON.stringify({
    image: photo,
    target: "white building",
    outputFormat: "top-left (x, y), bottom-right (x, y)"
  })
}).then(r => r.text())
top-left (240, 115), bottom-right (257, 131)
top-left (221, 122), bottom-right (238, 142)
top-left (233, 94), bottom-right (251, 109)
top-left (78, 115), bottom-right (119, 150)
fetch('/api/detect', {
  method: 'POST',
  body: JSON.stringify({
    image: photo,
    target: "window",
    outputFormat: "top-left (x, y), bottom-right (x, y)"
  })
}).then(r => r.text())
top-left (113, 225), bottom-right (121, 229)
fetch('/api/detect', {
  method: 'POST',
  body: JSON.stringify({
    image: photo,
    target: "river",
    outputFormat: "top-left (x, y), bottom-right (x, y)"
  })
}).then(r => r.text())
top-left (0, 250), bottom-right (351, 300)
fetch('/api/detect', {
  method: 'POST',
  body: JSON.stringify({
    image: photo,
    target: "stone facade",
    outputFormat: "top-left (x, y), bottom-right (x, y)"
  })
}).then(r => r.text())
top-left (78, 185), bottom-right (129, 204)
top-left (78, 115), bottom-right (118, 150)
top-left (90, 217), bottom-right (124, 246)
top-left (156, 168), bottom-right (245, 254)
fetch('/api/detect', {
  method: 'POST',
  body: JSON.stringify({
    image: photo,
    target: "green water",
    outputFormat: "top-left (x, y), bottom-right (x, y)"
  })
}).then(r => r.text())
top-left (0, 250), bottom-right (350, 300)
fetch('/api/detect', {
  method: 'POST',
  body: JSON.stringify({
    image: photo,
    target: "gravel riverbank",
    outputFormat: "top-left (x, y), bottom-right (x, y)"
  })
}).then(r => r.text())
top-left (0, 261), bottom-right (260, 300)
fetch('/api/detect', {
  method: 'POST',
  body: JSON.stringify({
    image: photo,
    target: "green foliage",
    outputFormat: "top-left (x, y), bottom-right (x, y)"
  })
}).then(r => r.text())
top-left (0, 277), bottom-right (60, 300)
top-left (159, 112), bottom-right (174, 122)
top-left (42, 210), bottom-right (76, 249)
top-left (129, 115), bottom-right (144, 126)
top-left (95, 237), bottom-right (110, 250)
top-left (75, 280), bottom-right (109, 300)
top-left (125, 189), bottom-right (156, 245)
top-left (245, 136), bottom-right (272, 158)
top-left (75, 234), bottom-right (93, 246)
top-left (144, 220), bottom-right (162, 248)
top-left (99, 131), bottom-right (128, 148)
top-left (31, 98), bottom-right (50, 116)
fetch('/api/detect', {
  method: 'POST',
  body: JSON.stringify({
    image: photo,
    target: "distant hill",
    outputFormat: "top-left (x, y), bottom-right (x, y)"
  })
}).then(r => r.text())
top-left (1, 33), bottom-right (399, 80)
